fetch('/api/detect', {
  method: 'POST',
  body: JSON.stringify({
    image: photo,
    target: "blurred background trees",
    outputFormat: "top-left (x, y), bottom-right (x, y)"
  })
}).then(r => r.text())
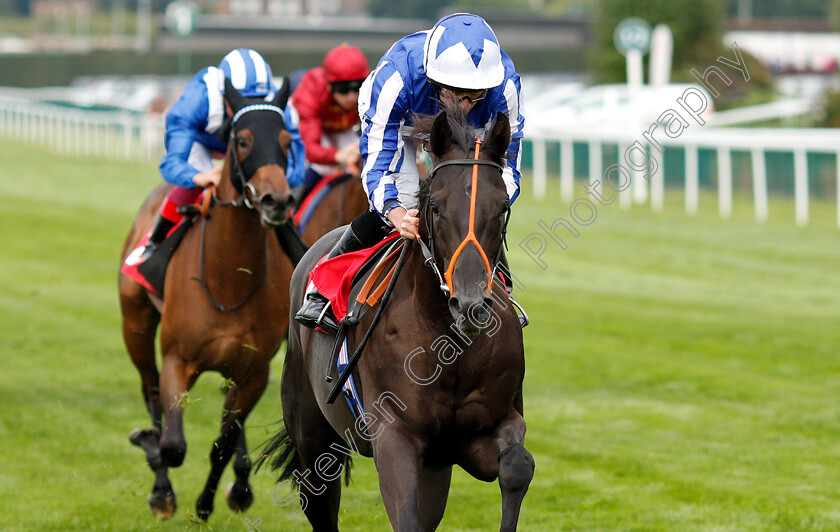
top-left (593, 0), bottom-right (773, 108)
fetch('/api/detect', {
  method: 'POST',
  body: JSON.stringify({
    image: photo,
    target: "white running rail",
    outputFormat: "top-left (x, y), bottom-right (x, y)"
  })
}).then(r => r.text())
top-left (524, 125), bottom-right (840, 229)
top-left (0, 94), bottom-right (164, 162)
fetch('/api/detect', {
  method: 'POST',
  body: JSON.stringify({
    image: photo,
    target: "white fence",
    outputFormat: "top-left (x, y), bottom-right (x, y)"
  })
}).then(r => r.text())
top-left (524, 125), bottom-right (840, 229)
top-left (2, 92), bottom-right (838, 229)
top-left (0, 94), bottom-right (164, 162)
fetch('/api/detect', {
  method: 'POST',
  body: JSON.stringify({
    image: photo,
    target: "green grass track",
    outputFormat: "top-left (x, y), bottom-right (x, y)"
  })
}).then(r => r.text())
top-left (1, 139), bottom-right (839, 531)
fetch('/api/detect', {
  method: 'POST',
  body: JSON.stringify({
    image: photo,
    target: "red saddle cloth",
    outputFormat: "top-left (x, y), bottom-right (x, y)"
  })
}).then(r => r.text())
top-left (120, 230), bottom-right (159, 295)
top-left (120, 192), bottom-right (206, 297)
top-left (309, 232), bottom-right (400, 322)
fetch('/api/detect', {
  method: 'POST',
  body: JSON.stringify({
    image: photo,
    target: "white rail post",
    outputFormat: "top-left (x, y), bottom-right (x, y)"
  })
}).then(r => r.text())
top-left (50, 114), bottom-right (57, 150)
top-left (751, 147), bottom-right (768, 223)
top-left (123, 114), bottom-right (132, 159)
top-left (588, 140), bottom-right (602, 189)
top-left (560, 138), bottom-right (574, 201)
top-left (104, 119), bottom-right (110, 158)
top-left (717, 146), bottom-right (732, 219)
top-left (58, 111), bottom-right (66, 153)
top-left (632, 146), bottom-right (648, 205)
top-left (36, 108), bottom-right (42, 145)
top-left (93, 119), bottom-right (99, 157)
top-left (618, 141), bottom-right (631, 209)
top-left (74, 113), bottom-right (81, 156)
top-left (685, 144), bottom-right (698, 215)
top-left (651, 146), bottom-right (664, 212)
top-left (793, 148), bottom-right (808, 226)
top-left (532, 138), bottom-right (547, 201)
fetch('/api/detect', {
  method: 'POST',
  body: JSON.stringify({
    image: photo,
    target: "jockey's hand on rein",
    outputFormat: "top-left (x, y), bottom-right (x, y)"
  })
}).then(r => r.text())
top-left (399, 208), bottom-right (420, 240)
top-left (193, 166), bottom-right (223, 188)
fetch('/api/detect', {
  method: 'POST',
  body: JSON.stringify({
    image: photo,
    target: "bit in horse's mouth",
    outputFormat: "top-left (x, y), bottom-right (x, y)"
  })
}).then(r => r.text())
top-left (260, 212), bottom-right (284, 228)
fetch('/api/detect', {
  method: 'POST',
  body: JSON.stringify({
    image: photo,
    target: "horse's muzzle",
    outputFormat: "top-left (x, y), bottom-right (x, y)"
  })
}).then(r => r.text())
top-left (449, 296), bottom-right (494, 337)
top-left (257, 193), bottom-right (296, 227)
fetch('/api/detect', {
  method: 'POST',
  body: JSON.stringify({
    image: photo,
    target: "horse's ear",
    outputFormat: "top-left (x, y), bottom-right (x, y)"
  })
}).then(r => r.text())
top-left (483, 112), bottom-right (511, 161)
top-left (224, 77), bottom-right (246, 113)
top-left (272, 77), bottom-right (291, 109)
top-left (430, 111), bottom-right (452, 159)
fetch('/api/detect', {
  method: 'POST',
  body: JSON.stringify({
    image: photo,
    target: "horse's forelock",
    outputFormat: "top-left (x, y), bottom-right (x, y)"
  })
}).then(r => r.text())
top-left (415, 105), bottom-right (507, 208)
top-left (411, 104), bottom-right (472, 156)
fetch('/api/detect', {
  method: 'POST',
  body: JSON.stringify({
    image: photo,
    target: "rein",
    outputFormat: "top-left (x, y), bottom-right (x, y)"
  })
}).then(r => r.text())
top-left (191, 214), bottom-right (269, 312)
top-left (420, 139), bottom-right (509, 299)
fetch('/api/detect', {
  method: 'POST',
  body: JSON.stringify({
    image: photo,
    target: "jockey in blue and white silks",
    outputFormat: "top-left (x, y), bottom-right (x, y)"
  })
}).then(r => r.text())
top-left (136, 48), bottom-right (305, 263)
top-left (358, 13), bottom-right (524, 220)
top-left (295, 13), bottom-right (529, 333)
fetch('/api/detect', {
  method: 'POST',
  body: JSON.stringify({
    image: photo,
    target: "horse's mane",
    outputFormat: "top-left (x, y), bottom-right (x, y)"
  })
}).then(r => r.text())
top-left (411, 102), bottom-right (474, 157)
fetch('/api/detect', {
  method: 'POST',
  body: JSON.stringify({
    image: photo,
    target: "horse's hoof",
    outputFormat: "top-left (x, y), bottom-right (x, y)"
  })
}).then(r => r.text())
top-left (130, 428), bottom-right (163, 468)
top-left (129, 427), bottom-right (159, 448)
top-left (148, 491), bottom-right (177, 520)
top-left (225, 481), bottom-right (254, 512)
top-left (195, 493), bottom-right (214, 522)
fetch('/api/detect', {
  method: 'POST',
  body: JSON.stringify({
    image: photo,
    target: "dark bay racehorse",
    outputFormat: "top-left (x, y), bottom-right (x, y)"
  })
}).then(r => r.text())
top-left (119, 78), bottom-right (296, 521)
top-left (264, 106), bottom-right (534, 531)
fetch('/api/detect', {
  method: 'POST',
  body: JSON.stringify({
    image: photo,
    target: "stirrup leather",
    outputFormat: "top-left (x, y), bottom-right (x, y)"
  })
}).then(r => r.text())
top-left (509, 296), bottom-right (529, 328)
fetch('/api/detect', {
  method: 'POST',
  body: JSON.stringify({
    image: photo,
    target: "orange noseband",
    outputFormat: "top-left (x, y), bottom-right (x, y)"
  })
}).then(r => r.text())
top-left (443, 138), bottom-right (494, 296)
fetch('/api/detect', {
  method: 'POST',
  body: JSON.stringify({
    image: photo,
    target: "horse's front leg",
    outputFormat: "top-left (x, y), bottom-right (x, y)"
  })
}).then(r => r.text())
top-left (159, 355), bottom-right (195, 468)
top-left (373, 426), bottom-right (426, 532)
top-left (460, 410), bottom-right (535, 532)
top-left (195, 370), bottom-right (269, 521)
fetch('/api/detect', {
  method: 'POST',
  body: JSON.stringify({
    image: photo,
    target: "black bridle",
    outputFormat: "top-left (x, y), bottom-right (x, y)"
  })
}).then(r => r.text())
top-left (191, 102), bottom-right (290, 312)
top-left (417, 142), bottom-right (511, 298)
top-left (213, 103), bottom-right (289, 217)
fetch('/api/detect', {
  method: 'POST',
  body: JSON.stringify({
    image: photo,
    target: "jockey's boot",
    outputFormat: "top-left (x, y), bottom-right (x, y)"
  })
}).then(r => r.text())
top-left (294, 225), bottom-right (365, 333)
top-left (498, 249), bottom-right (529, 328)
top-left (139, 213), bottom-right (177, 262)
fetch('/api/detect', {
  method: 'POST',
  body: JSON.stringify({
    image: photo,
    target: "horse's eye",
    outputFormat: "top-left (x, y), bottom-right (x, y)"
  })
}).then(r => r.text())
top-left (237, 138), bottom-right (249, 149)
top-left (431, 203), bottom-right (441, 217)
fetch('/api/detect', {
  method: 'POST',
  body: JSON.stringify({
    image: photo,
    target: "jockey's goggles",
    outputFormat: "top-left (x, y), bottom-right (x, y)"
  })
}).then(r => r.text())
top-left (331, 79), bottom-right (365, 94)
top-left (431, 82), bottom-right (488, 105)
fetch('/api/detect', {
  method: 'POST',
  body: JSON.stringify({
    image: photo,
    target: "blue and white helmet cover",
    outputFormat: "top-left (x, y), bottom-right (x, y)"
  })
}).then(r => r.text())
top-left (423, 13), bottom-right (505, 90)
top-left (218, 48), bottom-right (276, 97)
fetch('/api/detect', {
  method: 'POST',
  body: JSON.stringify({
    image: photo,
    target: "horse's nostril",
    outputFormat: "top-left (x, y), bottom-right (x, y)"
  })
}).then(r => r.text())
top-left (260, 195), bottom-right (278, 209)
top-left (471, 304), bottom-right (490, 327)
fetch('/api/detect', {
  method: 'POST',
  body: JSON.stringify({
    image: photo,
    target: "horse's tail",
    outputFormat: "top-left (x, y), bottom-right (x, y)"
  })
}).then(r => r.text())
top-left (255, 423), bottom-right (354, 487)
top-left (255, 424), bottom-right (301, 485)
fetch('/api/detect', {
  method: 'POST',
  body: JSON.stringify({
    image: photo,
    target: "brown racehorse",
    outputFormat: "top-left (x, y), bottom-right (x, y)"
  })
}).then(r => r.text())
top-left (297, 150), bottom-right (429, 246)
top-left (298, 168), bottom-right (368, 246)
top-left (119, 78), bottom-right (296, 521)
top-left (264, 105), bottom-right (534, 531)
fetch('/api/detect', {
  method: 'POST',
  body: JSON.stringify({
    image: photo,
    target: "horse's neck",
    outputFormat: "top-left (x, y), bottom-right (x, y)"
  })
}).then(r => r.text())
top-left (204, 182), bottom-right (269, 271)
top-left (406, 247), bottom-right (449, 317)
